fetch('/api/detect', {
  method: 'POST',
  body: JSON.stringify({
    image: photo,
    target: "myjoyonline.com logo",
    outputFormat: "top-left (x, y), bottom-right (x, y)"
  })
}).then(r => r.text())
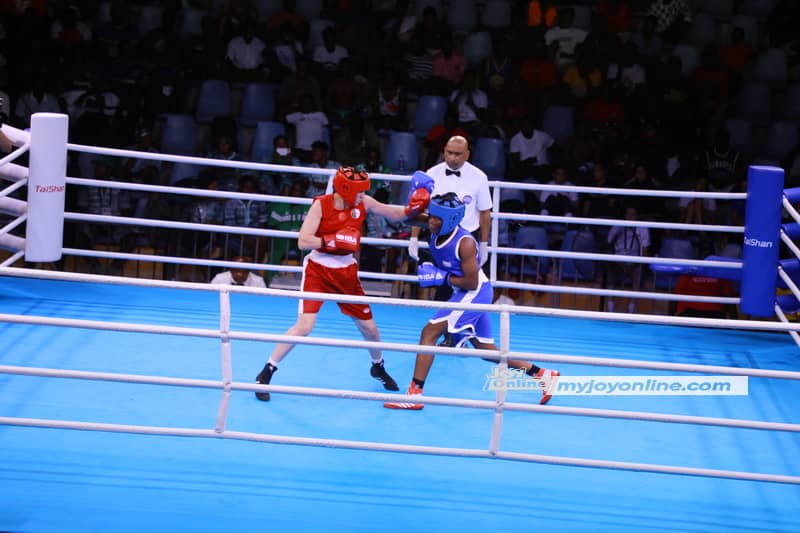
top-left (744, 237), bottom-right (774, 248)
top-left (35, 185), bottom-right (65, 193)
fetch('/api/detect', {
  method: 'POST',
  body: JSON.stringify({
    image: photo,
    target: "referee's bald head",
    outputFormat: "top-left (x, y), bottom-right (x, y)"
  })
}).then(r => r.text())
top-left (447, 135), bottom-right (470, 150)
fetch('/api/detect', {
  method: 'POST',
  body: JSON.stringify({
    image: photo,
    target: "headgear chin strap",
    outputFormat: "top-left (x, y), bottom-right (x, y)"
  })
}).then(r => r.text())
top-left (428, 192), bottom-right (465, 236)
top-left (333, 166), bottom-right (370, 206)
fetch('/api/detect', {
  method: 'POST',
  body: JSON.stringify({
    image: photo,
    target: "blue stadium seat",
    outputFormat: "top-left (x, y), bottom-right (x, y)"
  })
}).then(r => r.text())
top-left (137, 5), bottom-right (163, 35)
top-left (783, 84), bottom-right (800, 121)
top-left (415, 0), bottom-right (443, 17)
top-left (239, 83), bottom-right (277, 126)
top-left (180, 8), bottom-right (208, 37)
top-left (738, 0), bottom-right (776, 18)
top-left (160, 114), bottom-right (198, 155)
top-left (753, 48), bottom-right (788, 87)
top-left (724, 118), bottom-right (753, 155)
top-left (651, 238), bottom-right (695, 290)
top-left (687, 13), bottom-right (717, 47)
top-left (471, 137), bottom-right (506, 180)
top-left (168, 162), bottom-right (200, 185)
top-left (384, 131), bottom-right (419, 173)
top-left (413, 95), bottom-right (448, 139)
top-left (568, 4), bottom-right (592, 32)
top-left (734, 82), bottom-right (770, 123)
top-left (253, 0), bottom-right (284, 17)
top-left (761, 121), bottom-right (799, 162)
top-left (507, 225), bottom-right (550, 279)
top-left (700, 0), bottom-right (734, 18)
top-left (195, 79), bottom-right (232, 124)
top-left (249, 121), bottom-right (287, 162)
top-left (729, 14), bottom-right (759, 47)
top-left (558, 229), bottom-right (598, 283)
top-left (480, 0), bottom-right (511, 29)
top-left (671, 43), bottom-right (700, 76)
top-left (463, 31), bottom-right (492, 67)
top-left (296, 0), bottom-right (322, 19)
top-left (447, 0), bottom-right (477, 35)
top-left (542, 105), bottom-right (575, 142)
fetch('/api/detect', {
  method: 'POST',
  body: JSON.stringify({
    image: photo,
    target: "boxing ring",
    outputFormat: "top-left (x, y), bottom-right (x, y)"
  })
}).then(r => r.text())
top-left (1, 115), bottom-right (799, 531)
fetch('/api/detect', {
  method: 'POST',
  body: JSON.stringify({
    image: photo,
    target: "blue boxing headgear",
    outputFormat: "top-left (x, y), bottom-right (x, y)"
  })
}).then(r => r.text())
top-left (428, 192), bottom-right (465, 236)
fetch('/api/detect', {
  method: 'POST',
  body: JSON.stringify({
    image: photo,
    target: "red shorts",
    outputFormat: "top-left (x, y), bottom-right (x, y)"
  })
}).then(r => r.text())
top-left (301, 259), bottom-right (373, 320)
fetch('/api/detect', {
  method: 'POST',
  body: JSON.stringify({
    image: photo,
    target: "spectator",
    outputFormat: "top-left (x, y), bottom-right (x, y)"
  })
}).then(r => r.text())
top-left (225, 20), bottom-right (267, 82)
top-left (593, 0), bottom-right (631, 35)
top-left (544, 7), bottom-right (588, 71)
top-left (265, 181), bottom-right (308, 283)
top-left (704, 128), bottom-right (740, 192)
top-left (605, 206), bottom-right (650, 313)
top-left (267, 22), bottom-right (304, 79)
top-left (448, 69), bottom-right (488, 141)
top-left (402, 38), bottom-right (435, 95)
top-left (357, 146), bottom-right (392, 195)
top-left (259, 134), bottom-right (301, 195)
top-left (719, 27), bottom-right (755, 78)
top-left (119, 127), bottom-right (162, 185)
top-left (285, 93), bottom-right (329, 162)
top-left (312, 26), bottom-right (349, 83)
top-left (540, 165), bottom-right (578, 217)
top-left (211, 255), bottom-right (267, 287)
top-left (304, 141), bottom-right (340, 198)
top-left (277, 57), bottom-right (322, 119)
top-left (508, 114), bottom-right (554, 181)
top-left (629, 15), bottom-right (663, 66)
top-left (372, 68), bottom-right (407, 132)
top-left (333, 113), bottom-right (380, 167)
top-left (222, 175), bottom-right (270, 259)
top-left (527, 0), bottom-right (558, 32)
top-left (203, 134), bottom-right (245, 191)
top-left (325, 59), bottom-right (365, 130)
top-left (431, 36), bottom-right (467, 93)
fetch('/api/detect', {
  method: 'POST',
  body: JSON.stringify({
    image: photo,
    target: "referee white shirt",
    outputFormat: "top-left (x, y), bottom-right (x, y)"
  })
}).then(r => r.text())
top-left (426, 159), bottom-right (492, 233)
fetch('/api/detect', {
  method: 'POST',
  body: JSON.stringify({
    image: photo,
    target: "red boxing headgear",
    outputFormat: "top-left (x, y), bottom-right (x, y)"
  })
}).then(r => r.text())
top-left (333, 166), bottom-right (370, 206)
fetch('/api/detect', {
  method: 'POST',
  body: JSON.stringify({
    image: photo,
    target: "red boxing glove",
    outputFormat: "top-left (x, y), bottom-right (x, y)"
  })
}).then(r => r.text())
top-left (404, 187), bottom-right (431, 218)
top-left (321, 227), bottom-right (360, 254)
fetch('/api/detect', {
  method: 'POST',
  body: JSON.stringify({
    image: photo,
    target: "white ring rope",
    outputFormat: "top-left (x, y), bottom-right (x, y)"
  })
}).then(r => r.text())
top-left (1, 125), bottom-right (799, 487)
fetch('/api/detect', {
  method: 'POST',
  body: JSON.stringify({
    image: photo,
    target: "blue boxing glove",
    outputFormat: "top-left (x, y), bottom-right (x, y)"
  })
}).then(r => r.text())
top-left (418, 262), bottom-right (451, 287)
top-left (408, 171), bottom-right (435, 201)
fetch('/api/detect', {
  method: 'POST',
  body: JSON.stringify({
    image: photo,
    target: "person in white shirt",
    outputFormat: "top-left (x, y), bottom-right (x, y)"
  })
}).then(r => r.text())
top-left (286, 94), bottom-right (329, 162)
top-left (509, 115), bottom-right (554, 180)
top-left (448, 70), bottom-right (488, 141)
top-left (544, 7), bottom-right (588, 71)
top-left (225, 20), bottom-right (267, 81)
top-left (312, 26), bottom-right (349, 77)
top-left (211, 255), bottom-right (267, 287)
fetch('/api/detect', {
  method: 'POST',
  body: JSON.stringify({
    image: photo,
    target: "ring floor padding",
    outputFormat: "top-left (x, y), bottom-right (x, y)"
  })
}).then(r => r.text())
top-left (1, 277), bottom-right (799, 532)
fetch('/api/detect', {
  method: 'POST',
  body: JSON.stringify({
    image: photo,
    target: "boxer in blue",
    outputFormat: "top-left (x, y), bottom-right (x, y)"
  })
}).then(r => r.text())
top-left (386, 192), bottom-right (560, 410)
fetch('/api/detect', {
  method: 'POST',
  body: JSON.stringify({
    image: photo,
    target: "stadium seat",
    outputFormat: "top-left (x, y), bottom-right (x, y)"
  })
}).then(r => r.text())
top-left (447, 0), bottom-right (477, 35)
top-left (296, 0), bottom-right (322, 19)
top-left (507, 225), bottom-right (550, 280)
top-left (195, 79), bottom-right (232, 124)
top-left (687, 13), bottom-right (717, 48)
top-left (761, 121), bottom-right (799, 162)
top-left (415, 0), bottom-right (443, 17)
top-left (728, 14), bottom-right (759, 47)
top-left (542, 105), bottom-right (575, 142)
top-left (463, 31), bottom-right (492, 67)
top-left (782, 84), bottom-right (800, 121)
top-left (734, 82), bottom-right (770, 123)
top-left (383, 131), bottom-right (419, 173)
top-left (480, 0), bottom-right (511, 29)
top-left (249, 121), bottom-right (287, 162)
top-left (180, 8), bottom-right (208, 37)
top-left (700, 0), bottom-right (734, 18)
top-left (651, 238), bottom-right (695, 290)
top-left (724, 118), bottom-right (753, 155)
top-left (471, 138), bottom-right (506, 180)
top-left (160, 114), bottom-right (198, 155)
top-left (738, 0), bottom-right (776, 18)
top-left (168, 162), bottom-right (200, 186)
top-left (557, 228), bottom-right (598, 283)
top-left (136, 5), bottom-right (163, 35)
top-left (239, 83), bottom-right (277, 126)
top-left (568, 4), bottom-right (592, 32)
top-left (672, 43), bottom-right (700, 76)
top-left (753, 48), bottom-right (788, 87)
top-left (307, 19), bottom-right (334, 50)
top-left (413, 95), bottom-right (448, 139)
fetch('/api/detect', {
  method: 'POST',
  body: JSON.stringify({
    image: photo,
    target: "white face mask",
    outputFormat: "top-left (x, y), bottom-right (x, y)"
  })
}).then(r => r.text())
top-left (276, 147), bottom-right (291, 156)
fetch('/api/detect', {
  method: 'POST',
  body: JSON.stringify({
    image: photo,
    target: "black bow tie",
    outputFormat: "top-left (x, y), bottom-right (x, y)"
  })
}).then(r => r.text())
top-left (445, 169), bottom-right (461, 176)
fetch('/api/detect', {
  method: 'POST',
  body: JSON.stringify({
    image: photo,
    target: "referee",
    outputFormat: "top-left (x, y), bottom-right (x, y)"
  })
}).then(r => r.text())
top-left (408, 135), bottom-right (493, 300)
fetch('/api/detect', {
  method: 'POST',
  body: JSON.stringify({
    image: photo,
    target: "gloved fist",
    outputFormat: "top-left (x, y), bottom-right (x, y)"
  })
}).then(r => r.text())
top-left (409, 171), bottom-right (435, 197)
top-left (418, 262), bottom-right (450, 287)
top-left (408, 237), bottom-right (419, 261)
top-left (321, 227), bottom-right (360, 253)
top-left (404, 187), bottom-right (431, 218)
top-left (479, 242), bottom-right (488, 267)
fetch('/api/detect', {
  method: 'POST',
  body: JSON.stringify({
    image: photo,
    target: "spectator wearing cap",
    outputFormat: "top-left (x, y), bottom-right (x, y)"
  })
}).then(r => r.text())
top-left (304, 141), bottom-right (340, 198)
top-left (285, 93), bottom-right (329, 163)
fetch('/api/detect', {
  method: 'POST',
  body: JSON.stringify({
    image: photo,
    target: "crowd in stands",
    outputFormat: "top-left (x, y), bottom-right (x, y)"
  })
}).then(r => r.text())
top-left (2, 0), bottom-right (799, 310)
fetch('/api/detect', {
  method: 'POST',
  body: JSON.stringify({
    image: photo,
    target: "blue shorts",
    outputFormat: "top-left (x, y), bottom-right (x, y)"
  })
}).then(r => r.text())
top-left (429, 280), bottom-right (494, 345)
